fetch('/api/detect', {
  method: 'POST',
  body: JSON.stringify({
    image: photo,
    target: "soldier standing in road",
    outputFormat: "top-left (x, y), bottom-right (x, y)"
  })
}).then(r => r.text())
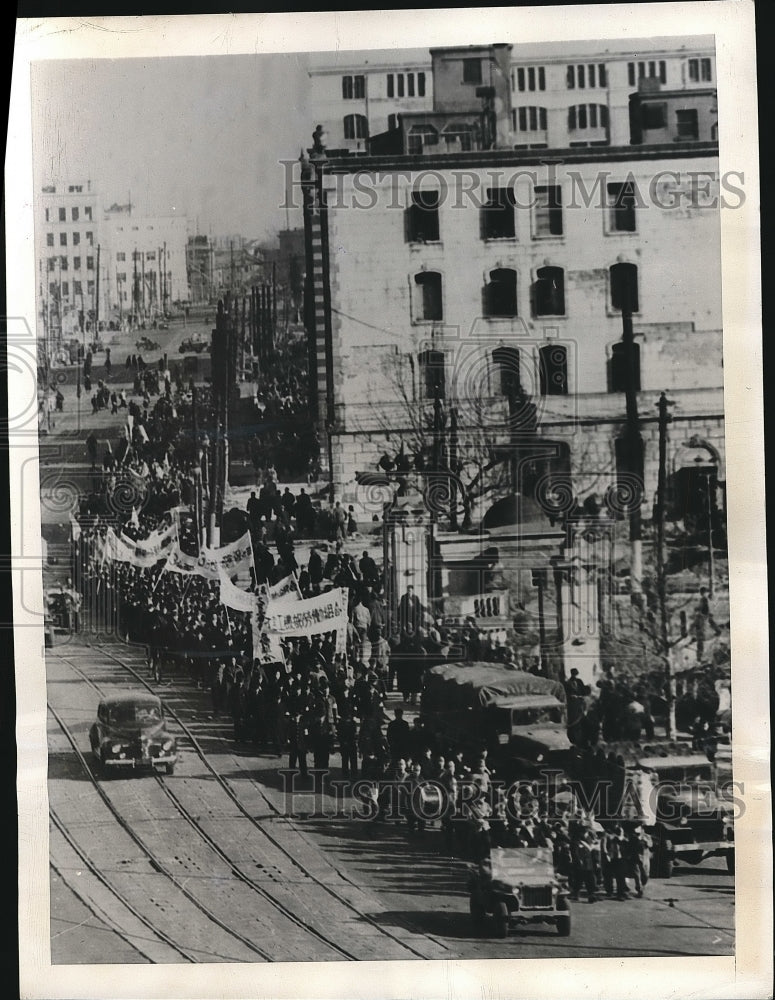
top-left (625, 824), bottom-right (652, 898)
top-left (602, 824), bottom-right (631, 899)
top-left (287, 712), bottom-right (309, 778)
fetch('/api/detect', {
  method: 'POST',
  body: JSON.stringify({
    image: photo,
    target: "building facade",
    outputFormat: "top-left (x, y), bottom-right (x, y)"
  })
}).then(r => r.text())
top-left (102, 208), bottom-right (189, 320)
top-left (309, 37), bottom-right (716, 155)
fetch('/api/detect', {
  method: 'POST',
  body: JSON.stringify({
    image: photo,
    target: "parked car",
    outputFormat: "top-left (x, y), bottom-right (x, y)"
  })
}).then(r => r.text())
top-left (468, 846), bottom-right (571, 938)
top-left (179, 337), bottom-right (209, 354)
top-left (89, 691), bottom-right (178, 776)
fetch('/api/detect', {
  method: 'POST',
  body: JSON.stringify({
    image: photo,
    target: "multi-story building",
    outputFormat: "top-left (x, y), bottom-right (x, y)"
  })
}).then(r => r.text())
top-left (102, 207), bottom-right (189, 319)
top-left (307, 52), bottom-right (434, 153)
top-left (36, 181), bottom-right (106, 341)
top-left (309, 37), bottom-right (716, 155)
top-left (302, 42), bottom-right (725, 668)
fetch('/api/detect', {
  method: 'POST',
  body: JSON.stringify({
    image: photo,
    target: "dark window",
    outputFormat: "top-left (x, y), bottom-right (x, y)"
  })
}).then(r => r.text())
top-left (568, 105), bottom-right (576, 130)
top-left (343, 114), bottom-right (368, 140)
top-left (485, 268), bottom-right (518, 317)
top-left (539, 67), bottom-right (546, 90)
top-left (517, 67), bottom-right (525, 91)
top-left (701, 58), bottom-right (712, 81)
top-left (566, 65), bottom-right (575, 88)
top-left (519, 107), bottom-right (527, 131)
top-left (642, 102), bottom-right (667, 129)
top-left (599, 64), bottom-right (607, 86)
top-left (407, 190), bottom-right (440, 242)
top-left (676, 108), bottom-right (699, 139)
top-left (47, 259), bottom-right (55, 272)
top-left (492, 346), bottom-right (521, 395)
top-left (73, 281), bottom-right (82, 296)
top-left (607, 181), bottom-right (637, 232)
top-left (397, 74), bottom-right (405, 97)
top-left (528, 67), bottom-right (535, 91)
top-left (353, 75), bottom-right (365, 98)
top-left (59, 232), bottom-right (67, 246)
top-left (58, 207), bottom-right (66, 221)
top-left (534, 185), bottom-right (563, 236)
top-left (688, 59), bottom-right (699, 82)
top-left (578, 65), bottom-right (586, 88)
top-left (534, 266), bottom-right (565, 316)
top-left (387, 73), bottom-right (394, 98)
top-left (46, 233), bottom-right (54, 246)
top-left (44, 208), bottom-right (50, 222)
top-left (86, 256), bottom-right (94, 271)
top-left (407, 73), bottom-right (415, 97)
top-left (60, 256), bottom-right (68, 270)
top-left (539, 344), bottom-right (568, 395)
top-left (648, 61), bottom-right (656, 78)
top-left (414, 271), bottom-right (443, 322)
top-left (419, 348), bottom-right (446, 398)
top-left (638, 61), bottom-right (646, 79)
top-left (73, 257), bottom-right (81, 270)
top-left (418, 72), bottom-right (426, 96)
top-left (601, 105), bottom-right (609, 128)
top-left (61, 281), bottom-right (69, 297)
top-left (482, 187), bottom-right (516, 239)
top-left (342, 75), bottom-right (353, 99)
top-left (86, 232), bottom-right (93, 245)
top-left (609, 341), bottom-right (641, 393)
top-left (407, 124), bottom-right (438, 154)
top-left (589, 64), bottom-right (596, 88)
top-left (84, 206), bottom-right (92, 221)
top-left (628, 62), bottom-right (635, 86)
top-left (463, 58), bottom-right (482, 84)
top-left (72, 207), bottom-right (79, 221)
top-left (659, 60), bottom-right (667, 83)
top-left (49, 281), bottom-right (56, 293)
top-left (72, 232), bottom-right (80, 246)
top-left (579, 104), bottom-right (588, 129)
top-left (610, 262), bottom-right (639, 312)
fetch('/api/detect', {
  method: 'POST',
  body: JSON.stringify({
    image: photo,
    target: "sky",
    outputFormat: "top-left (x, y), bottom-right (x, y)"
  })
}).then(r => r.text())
top-left (31, 53), bottom-right (317, 241)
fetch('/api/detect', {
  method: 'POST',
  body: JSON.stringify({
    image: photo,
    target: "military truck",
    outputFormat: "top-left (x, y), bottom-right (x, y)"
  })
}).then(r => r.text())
top-left (419, 663), bottom-right (572, 778)
top-left (628, 752), bottom-right (735, 877)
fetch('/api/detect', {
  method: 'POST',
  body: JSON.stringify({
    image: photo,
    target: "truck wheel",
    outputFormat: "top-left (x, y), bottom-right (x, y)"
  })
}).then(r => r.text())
top-left (493, 901), bottom-right (509, 939)
top-left (726, 851), bottom-right (735, 874)
top-left (469, 895), bottom-right (486, 933)
top-left (556, 898), bottom-right (571, 937)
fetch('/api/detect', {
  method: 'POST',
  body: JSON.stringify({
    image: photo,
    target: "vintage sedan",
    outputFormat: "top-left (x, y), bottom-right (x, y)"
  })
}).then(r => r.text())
top-left (89, 691), bottom-right (178, 776)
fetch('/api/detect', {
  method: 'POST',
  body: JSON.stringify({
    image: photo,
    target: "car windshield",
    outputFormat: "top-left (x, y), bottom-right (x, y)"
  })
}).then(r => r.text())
top-left (512, 705), bottom-right (564, 726)
top-left (109, 703), bottom-right (162, 725)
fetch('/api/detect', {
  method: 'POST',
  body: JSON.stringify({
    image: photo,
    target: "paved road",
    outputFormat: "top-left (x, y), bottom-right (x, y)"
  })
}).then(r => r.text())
top-left (45, 635), bottom-right (735, 964)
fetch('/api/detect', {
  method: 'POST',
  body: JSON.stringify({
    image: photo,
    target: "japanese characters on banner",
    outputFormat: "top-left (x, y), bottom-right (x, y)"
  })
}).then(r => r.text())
top-left (160, 531), bottom-right (254, 580)
top-left (263, 587), bottom-right (349, 654)
top-left (120, 521), bottom-right (177, 558)
top-left (267, 573), bottom-right (301, 603)
top-left (193, 531), bottom-right (254, 579)
top-left (102, 527), bottom-right (164, 568)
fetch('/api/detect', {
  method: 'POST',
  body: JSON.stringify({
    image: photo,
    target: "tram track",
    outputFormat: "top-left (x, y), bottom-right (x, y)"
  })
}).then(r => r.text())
top-left (94, 641), bottom-right (448, 958)
top-left (50, 650), bottom-right (425, 961)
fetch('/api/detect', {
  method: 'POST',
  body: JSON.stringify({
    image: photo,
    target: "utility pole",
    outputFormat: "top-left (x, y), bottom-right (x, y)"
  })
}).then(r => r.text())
top-left (621, 291), bottom-right (643, 600)
top-left (655, 390), bottom-right (676, 737)
top-left (449, 406), bottom-right (459, 531)
top-left (95, 244), bottom-right (101, 337)
top-left (133, 249), bottom-right (138, 326)
top-left (163, 241), bottom-right (168, 313)
top-left (191, 383), bottom-right (203, 548)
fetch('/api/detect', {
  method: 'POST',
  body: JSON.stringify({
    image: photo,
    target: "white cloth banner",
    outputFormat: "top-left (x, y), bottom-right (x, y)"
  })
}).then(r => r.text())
top-left (193, 531), bottom-right (254, 580)
top-left (218, 566), bottom-right (257, 614)
top-left (264, 587), bottom-right (348, 653)
top-left (120, 521), bottom-right (177, 558)
top-left (267, 573), bottom-right (301, 603)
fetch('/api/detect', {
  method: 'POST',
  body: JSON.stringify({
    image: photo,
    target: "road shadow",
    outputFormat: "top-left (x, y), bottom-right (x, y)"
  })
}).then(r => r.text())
top-left (47, 751), bottom-right (93, 782)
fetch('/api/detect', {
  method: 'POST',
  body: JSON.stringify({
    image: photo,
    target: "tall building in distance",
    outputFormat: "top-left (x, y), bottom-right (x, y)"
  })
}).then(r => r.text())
top-left (35, 183), bottom-right (190, 350)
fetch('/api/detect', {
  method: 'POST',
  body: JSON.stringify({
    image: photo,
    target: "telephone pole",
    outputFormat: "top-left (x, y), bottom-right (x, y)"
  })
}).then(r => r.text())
top-left (655, 390), bottom-right (676, 737)
top-left (621, 292), bottom-right (643, 600)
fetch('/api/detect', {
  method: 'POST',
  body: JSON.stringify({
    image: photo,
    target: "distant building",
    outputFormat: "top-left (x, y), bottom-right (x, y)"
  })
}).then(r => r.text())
top-left (186, 235), bottom-right (215, 304)
top-left (102, 207), bottom-right (189, 319)
top-left (35, 181), bottom-right (105, 340)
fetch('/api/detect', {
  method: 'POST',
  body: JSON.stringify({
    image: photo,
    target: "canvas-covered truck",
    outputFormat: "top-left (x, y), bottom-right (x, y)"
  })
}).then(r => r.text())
top-left (628, 752), bottom-right (735, 877)
top-left (420, 663), bottom-right (572, 778)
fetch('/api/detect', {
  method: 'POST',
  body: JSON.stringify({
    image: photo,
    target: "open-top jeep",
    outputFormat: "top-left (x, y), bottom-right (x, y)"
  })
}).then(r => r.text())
top-left (468, 846), bottom-right (571, 938)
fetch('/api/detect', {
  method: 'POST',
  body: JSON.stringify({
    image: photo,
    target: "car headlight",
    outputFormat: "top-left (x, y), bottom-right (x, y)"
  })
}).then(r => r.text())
top-left (680, 816), bottom-right (688, 826)
top-left (110, 743), bottom-right (122, 754)
top-left (162, 738), bottom-right (174, 751)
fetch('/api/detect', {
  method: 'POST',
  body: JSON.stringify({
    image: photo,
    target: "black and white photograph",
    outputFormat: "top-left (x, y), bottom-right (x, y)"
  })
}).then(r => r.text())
top-left (7, 5), bottom-right (769, 999)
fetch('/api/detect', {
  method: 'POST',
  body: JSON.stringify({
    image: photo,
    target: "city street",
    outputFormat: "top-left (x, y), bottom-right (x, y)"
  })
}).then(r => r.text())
top-left (47, 635), bottom-right (735, 964)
